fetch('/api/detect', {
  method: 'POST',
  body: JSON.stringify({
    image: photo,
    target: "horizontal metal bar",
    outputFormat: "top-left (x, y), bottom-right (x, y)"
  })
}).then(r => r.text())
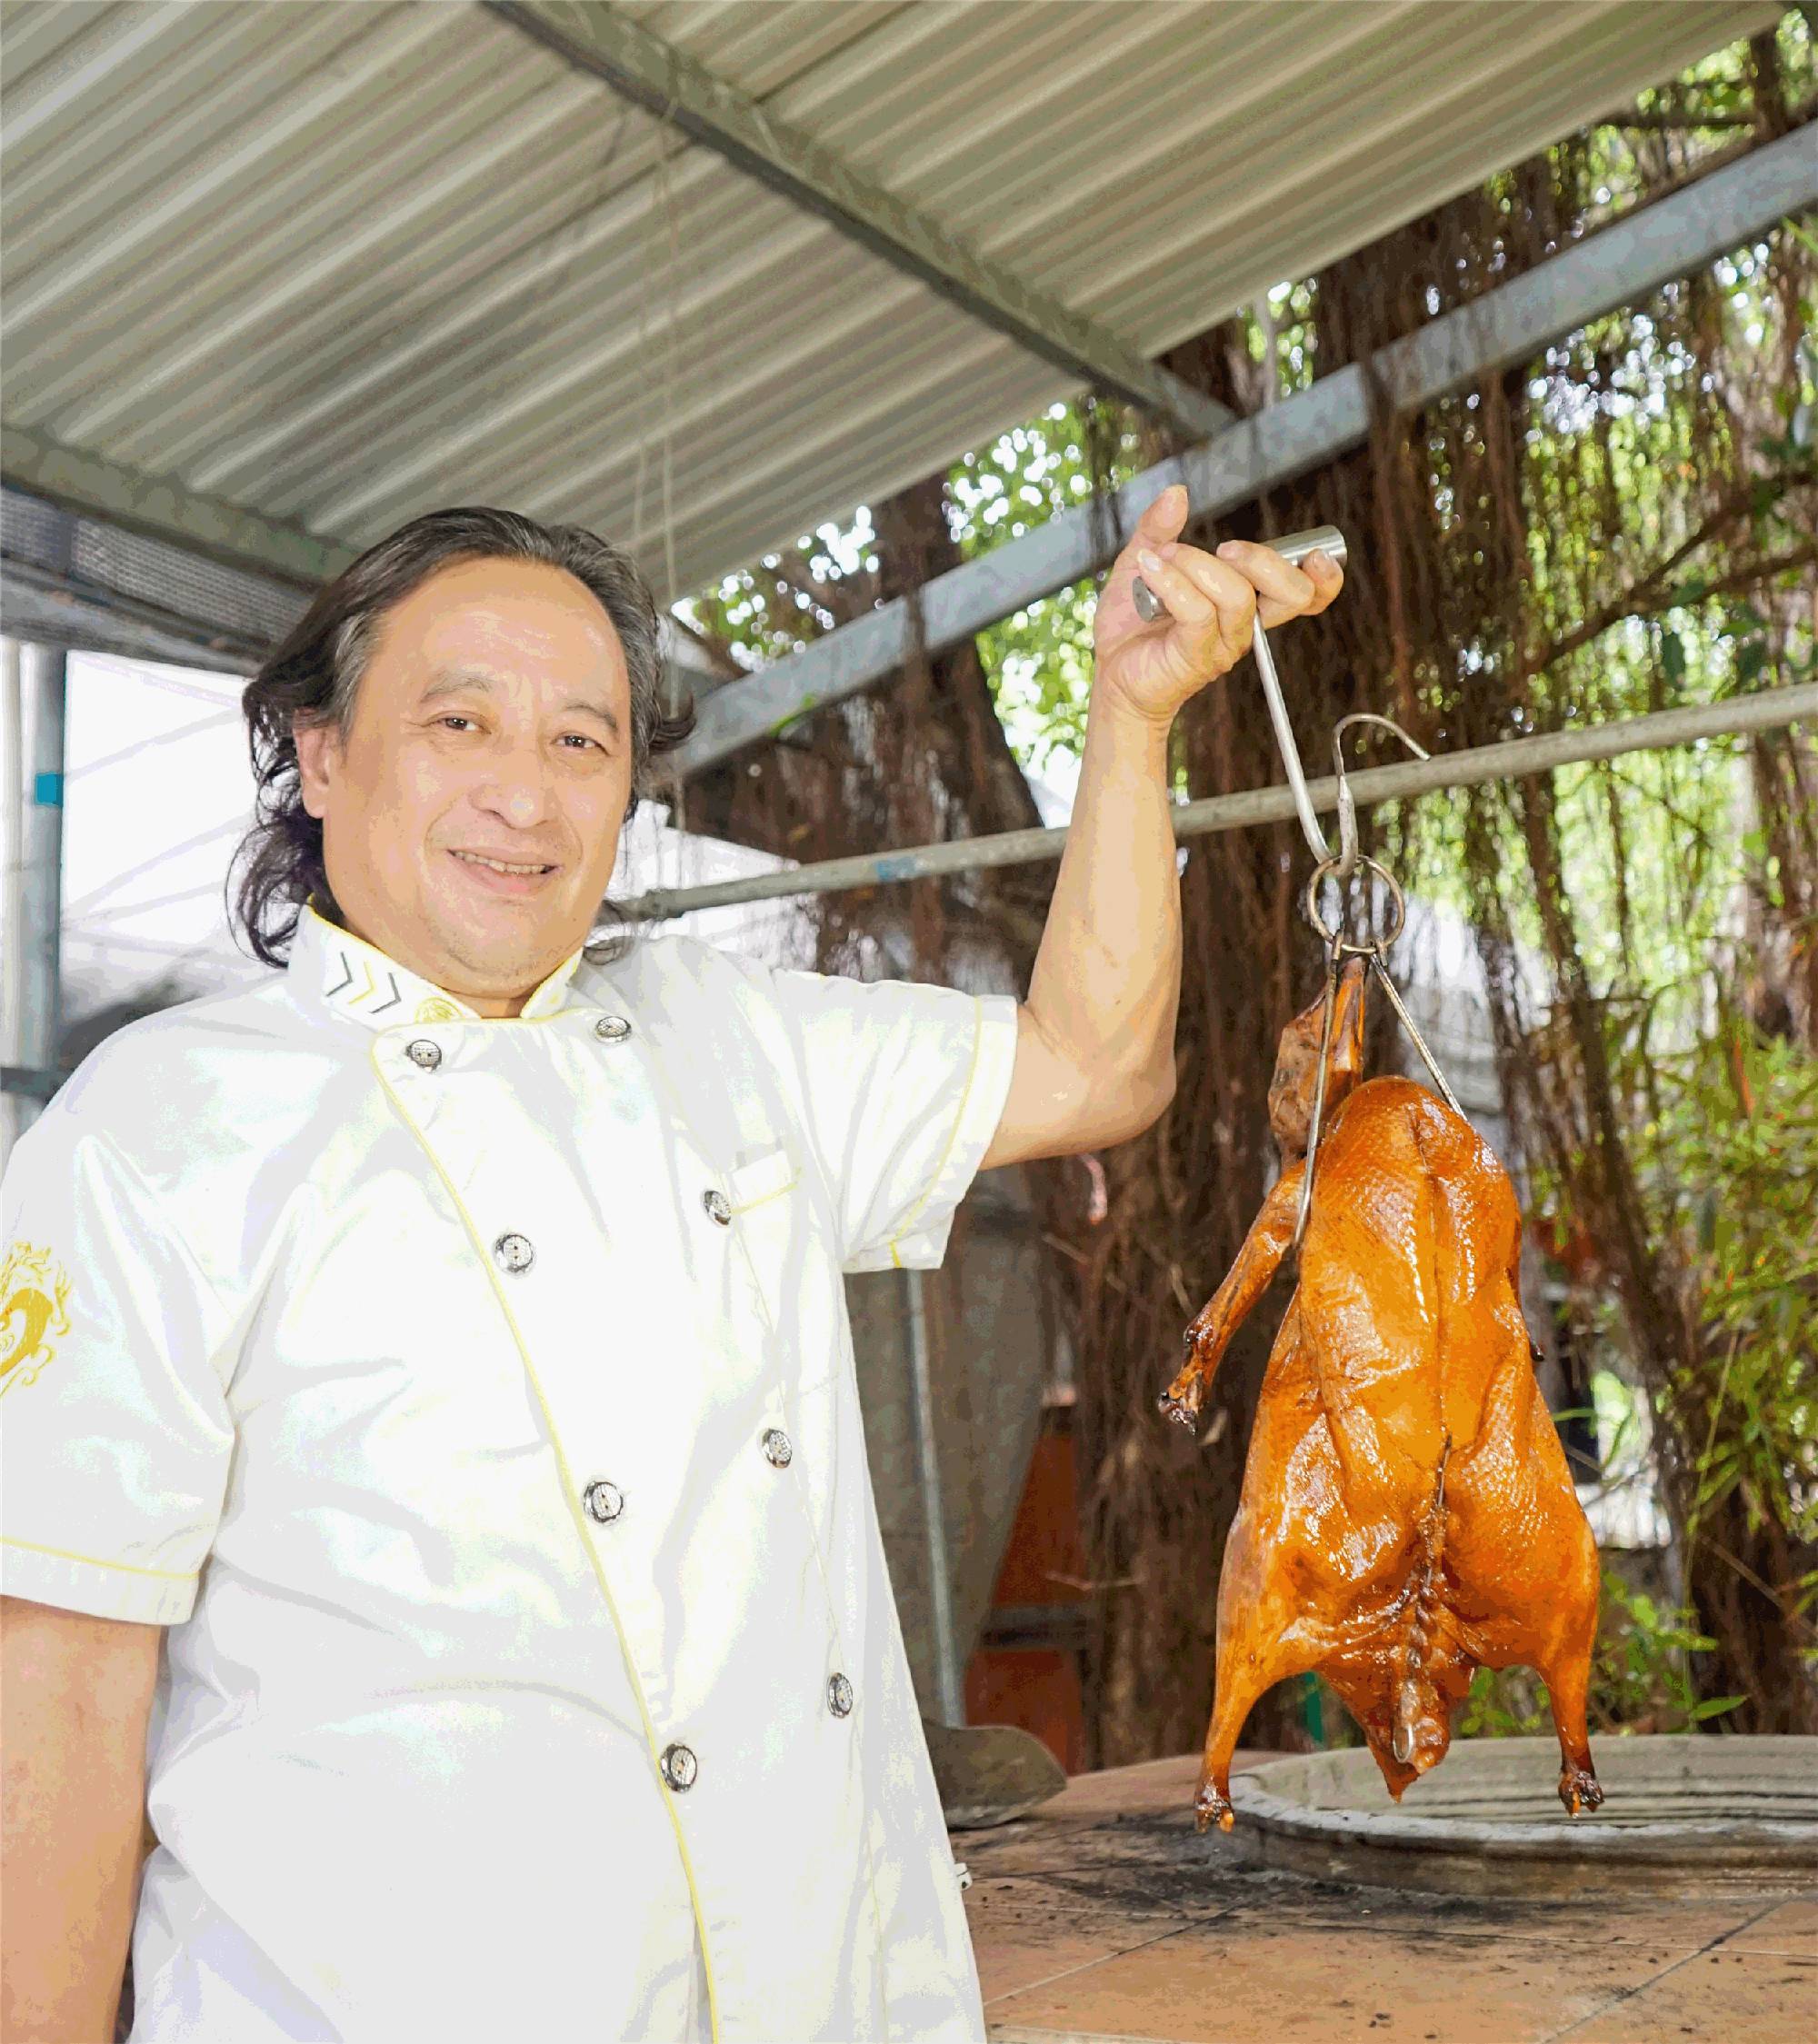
top-left (978, 1602), bottom-right (1096, 1651)
top-left (2, 1063), bottom-right (64, 1102)
top-left (617, 685), bottom-right (1818, 922)
top-left (487, 2), bottom-right (1233, 444)
top-left (672, 128), bottom-right (1818, 778)
top-left (20, 692), bottom-right (1808, 1092)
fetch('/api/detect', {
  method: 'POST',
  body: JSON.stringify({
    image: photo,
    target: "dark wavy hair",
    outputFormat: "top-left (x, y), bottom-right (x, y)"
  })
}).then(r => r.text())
top-left (229, 507), bottom-right (694, 969)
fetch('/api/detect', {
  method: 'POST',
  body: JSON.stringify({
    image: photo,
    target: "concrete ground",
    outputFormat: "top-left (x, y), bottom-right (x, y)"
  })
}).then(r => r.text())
top-left (960, 1753), bottom-right (1816, 2043)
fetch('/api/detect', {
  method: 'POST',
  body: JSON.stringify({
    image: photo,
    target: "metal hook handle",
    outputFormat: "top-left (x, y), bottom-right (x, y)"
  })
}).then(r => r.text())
top-left (1131, 523), bottom-right (1346, 624)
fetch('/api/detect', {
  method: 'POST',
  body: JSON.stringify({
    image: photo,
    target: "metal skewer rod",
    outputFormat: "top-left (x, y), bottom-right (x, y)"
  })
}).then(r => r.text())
top-left (1253, 624), bottom-right (1331, 865)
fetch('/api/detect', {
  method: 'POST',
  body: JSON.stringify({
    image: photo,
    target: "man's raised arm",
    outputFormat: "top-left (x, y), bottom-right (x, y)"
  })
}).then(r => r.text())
top-left (981, 485), bottom-right (1344, 1170)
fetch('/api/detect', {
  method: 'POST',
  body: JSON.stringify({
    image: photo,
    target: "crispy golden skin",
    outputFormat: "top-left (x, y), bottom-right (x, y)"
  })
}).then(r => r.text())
top-left (1161, 962), bottom-right (1602, 1830)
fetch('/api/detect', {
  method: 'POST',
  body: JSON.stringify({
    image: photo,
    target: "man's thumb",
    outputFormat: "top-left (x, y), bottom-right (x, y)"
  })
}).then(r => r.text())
top-left (1139, 484), bottom-right (1188, 537)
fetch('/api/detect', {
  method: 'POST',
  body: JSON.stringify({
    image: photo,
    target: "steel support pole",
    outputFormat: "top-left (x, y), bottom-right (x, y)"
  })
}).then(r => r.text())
top-left (1, 636), bottom-right (25, 1164)
top-left (904, 1264), bottom-right (965, 1727)
top-left (10, 639), bottom-right (67, 1138)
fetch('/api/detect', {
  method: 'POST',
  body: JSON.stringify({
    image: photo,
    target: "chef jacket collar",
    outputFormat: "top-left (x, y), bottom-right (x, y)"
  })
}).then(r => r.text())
top-left (292, 893), bottom-right (588, 1031)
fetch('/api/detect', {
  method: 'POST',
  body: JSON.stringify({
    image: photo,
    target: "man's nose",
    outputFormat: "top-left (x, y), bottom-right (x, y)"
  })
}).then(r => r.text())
top-left (474, 737), bottom-right (556, 823)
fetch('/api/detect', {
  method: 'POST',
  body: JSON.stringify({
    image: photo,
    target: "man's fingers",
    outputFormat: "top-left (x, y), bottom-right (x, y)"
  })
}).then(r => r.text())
top-left (1213, 539), bottom-right (1315, 609)
top-left (1152, 545), bottom-right (1267, 625)
top-left (1300, 549), bottom-right (1344, 614)
top-left (1134, 547), bottom-right (1218, 626)
top-left (1135, 545), bottom-right (1258, 673)
top-left (1254, 548), bottom-right (1344, 626)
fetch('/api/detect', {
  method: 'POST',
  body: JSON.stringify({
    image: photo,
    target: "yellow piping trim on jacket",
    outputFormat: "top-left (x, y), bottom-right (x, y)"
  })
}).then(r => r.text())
top-left (887, 994), bottom-right (985, 1269)
top-left (367, 1030), bottom-right (722, 2043)
top-left (631, 1025), bottom-right (891, 2027)
top-left (725, 1173), bottom-right (800, 1218)
top-left (1, 1532), bottom-right (195, 1581)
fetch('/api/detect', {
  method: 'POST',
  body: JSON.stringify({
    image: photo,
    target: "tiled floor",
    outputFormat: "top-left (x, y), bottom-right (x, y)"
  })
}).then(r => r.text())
top-left (961, 1754), bottom-right (1816, 2043)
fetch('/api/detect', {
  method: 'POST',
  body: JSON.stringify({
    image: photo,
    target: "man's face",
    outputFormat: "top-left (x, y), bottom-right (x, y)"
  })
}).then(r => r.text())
top-left (295, 556), bottom-right (635, 1016)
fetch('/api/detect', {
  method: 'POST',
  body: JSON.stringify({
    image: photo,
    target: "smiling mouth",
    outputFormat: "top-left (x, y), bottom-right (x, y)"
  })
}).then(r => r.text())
top-left (449, 849), bottom-right (557, 877)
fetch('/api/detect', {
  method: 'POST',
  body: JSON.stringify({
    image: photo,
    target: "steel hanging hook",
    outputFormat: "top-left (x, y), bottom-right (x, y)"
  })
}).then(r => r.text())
top-left (1330, 712), bottom-right (1431, 882)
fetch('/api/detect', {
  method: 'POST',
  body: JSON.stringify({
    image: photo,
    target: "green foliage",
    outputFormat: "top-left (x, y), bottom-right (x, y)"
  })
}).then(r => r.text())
top-left (946, 401), bottom-right (1146, 769)
top-left (678, 510), bottom-right (876, 669)
top-left (1626, 1022), bottom-right (1818, 1563)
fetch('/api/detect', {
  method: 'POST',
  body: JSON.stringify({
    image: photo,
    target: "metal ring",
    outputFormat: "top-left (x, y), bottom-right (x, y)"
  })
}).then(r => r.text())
top-left (1304, 855), bottom-right (1405, 953)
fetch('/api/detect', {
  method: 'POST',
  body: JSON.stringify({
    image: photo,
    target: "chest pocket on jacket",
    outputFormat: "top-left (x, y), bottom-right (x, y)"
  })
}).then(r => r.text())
top-left (724, 1142), bottom-right (801, 1334)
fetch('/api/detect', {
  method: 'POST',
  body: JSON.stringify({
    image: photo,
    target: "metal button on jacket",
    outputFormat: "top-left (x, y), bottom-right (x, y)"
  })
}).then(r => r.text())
top-left (492, 1231), bottom-right (534, 1274)
top-left (661, 1742), bottom-right (698, 1791)
top-left (702, 1188), bottom-right (732, 1226)
top-left (761, 1427), bottom-right (793, 1469)
top-left (405, 1038), bottom-right (442, 1071)
top-left (827, 1672), bottom-right (854, 1718)
top-left (593, 1013), bottom-right (632, 1042)
top-left (583, 1479), bottom-right (624, 1523)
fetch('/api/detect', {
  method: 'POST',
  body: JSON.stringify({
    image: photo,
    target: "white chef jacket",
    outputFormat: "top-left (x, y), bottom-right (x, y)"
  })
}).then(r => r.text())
top-left (0, 897), bottom-right (1020, 2043)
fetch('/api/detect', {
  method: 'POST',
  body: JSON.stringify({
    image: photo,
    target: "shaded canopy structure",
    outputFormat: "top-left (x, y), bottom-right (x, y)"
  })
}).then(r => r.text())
top-left (5, 1), bottom-right (1813, 1760)
top-left (0, 0), bottom-right (1779, 638)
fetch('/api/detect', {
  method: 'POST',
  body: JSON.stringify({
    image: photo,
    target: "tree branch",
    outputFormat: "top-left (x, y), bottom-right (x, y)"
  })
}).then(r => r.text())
top-left (764, 549), bottom-right (869, 626)
top-left (1517, 472), bottom-right (1817, 682)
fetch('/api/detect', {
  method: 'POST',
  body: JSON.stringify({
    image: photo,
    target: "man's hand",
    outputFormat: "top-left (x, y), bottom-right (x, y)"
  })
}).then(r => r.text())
top-left (983, 485), bottom-right (1344, 1169)
top-left (1093, 483), bottom-right (1344, 726)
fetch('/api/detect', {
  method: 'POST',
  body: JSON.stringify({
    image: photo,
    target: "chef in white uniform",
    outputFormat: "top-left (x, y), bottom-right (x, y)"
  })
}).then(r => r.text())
top-left (0, 492), bottom-right (1338, 2041)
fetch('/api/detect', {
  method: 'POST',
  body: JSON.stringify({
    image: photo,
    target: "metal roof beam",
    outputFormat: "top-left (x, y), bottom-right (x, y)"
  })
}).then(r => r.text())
top-left (669, 128), bottom-right (1818, 779)
top-left (0, 423), bottom-right (351, 590)
top-left (485, 1), bottom-right (1234, 442)
top-left (0, 558), bottom-right (280, 675)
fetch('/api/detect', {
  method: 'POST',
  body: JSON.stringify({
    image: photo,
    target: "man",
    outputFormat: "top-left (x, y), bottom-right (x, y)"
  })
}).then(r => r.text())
top-left (1, 486), bottom-right (1339, 2043)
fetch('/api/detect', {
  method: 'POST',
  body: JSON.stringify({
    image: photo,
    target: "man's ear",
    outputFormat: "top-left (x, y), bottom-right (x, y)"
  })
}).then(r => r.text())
top-left (293, 713), bottom-right (338, 821)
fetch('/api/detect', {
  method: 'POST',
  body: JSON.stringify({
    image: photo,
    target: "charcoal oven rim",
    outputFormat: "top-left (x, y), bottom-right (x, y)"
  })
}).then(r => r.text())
top-left (1225, 1733), bottom-right (1818, 1898)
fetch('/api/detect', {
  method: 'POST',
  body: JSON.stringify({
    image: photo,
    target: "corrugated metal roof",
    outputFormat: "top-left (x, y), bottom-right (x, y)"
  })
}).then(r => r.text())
top-left (1, 0), bottom-right (1780, 612)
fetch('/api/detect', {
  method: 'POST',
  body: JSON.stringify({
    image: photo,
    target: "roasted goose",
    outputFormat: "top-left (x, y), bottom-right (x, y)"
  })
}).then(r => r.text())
top-left (1159, 959), bottom-right (1602, 1830)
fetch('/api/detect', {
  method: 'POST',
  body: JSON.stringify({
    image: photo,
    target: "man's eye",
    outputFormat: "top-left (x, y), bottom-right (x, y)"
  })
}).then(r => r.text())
top-left (560, 733), bottom-right (602, 752)
top-left (437, 715), bottom-right (475, 732)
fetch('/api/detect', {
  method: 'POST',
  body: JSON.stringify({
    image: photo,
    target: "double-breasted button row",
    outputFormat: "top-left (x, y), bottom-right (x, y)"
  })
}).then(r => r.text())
top-left (404, 1014), bottom-right (632, 1071)
top-left (493, 1231), bottom-right (534, 1274)
top-left (584, 1478), bottom-right (624, 1523)
top-left (657, 1678), bottom-right (844, 1800)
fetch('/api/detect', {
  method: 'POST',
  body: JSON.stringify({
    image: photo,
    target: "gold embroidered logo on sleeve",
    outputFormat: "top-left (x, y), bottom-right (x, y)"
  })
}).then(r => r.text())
top-left (0, 1241), bottom-right (73, 1400)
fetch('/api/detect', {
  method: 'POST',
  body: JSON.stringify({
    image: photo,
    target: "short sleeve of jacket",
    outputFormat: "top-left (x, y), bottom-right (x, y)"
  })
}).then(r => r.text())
top-left (754, 966), bottom-right (1020, 1274)
top-left (0, 1112), bottom-right (237, 1626)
